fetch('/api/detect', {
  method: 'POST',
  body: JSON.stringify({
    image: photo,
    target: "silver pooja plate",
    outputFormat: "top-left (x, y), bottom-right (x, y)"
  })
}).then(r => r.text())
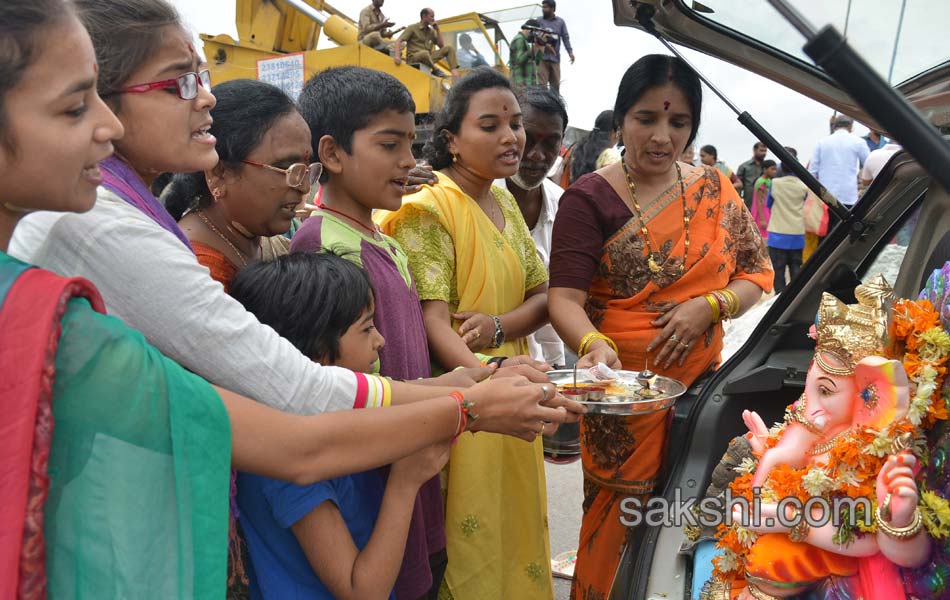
top-left (547, 369), bottom-right (686, 415)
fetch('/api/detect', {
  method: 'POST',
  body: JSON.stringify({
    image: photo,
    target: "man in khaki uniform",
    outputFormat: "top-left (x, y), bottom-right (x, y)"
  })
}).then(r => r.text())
top-left (358, 0), bottom-right (395, 52)
top-left (394, 8), bottom-right (458, 78)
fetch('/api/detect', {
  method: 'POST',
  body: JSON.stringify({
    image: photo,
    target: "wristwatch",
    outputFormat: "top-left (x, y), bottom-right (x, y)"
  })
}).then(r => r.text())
top-left (489, 315), bottom-right (505, 349)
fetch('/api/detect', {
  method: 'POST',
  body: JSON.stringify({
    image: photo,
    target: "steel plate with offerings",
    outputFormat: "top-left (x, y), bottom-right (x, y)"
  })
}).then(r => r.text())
top-left (548, 363), bottom-right (686, 415)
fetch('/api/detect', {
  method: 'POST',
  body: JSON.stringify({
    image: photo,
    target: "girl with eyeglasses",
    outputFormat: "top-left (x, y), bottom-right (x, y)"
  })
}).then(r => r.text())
top-left (165, 79), bottom-right (319, 290)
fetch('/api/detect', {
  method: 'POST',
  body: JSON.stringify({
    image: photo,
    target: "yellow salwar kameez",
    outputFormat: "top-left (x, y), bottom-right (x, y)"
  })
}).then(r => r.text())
top-left (379, 174), bottom-right (553, 600)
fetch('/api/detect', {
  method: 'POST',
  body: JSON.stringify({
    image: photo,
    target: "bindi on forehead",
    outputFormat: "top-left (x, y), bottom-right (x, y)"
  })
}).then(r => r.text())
top-left (663, 100), bottom-right (670, 111)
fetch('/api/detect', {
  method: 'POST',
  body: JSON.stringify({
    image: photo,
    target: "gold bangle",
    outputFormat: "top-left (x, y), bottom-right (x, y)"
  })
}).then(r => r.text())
top-left (717, 289), bottom-right (737, 318)
top-left (578, 331), bottom-right (599, 356)
top-left (746, 583), bottom-right (782, 600)
top-left (587, 334), bottom-right (618, 356)
top-left (875, 493), bottom-right (923, 539)
top-left (703, 293), bottom-right (721, 323)
top-left (711, 288), bottom-right (739, 318)
top-left (722, 288), bottom-right (741, 316)
top-left (710, 289), bottom-right (732, 320)
top-left (579, 331), bottom-right (617, 356)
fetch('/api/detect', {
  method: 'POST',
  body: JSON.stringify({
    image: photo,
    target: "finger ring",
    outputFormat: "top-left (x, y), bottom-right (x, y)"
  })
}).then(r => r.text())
top-left (537, 421), bottom-right (545, 435)
top-left (669, 333), bottom-right (678, 342)
top-left (473, 329), bottom-right (480, 339)
top-left (540, 384), bottom-right (550, 403)
top-left (680, 339), bottom-right (691, 348)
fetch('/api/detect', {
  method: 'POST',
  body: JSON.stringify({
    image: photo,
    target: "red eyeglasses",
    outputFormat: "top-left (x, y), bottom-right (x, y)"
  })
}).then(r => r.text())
top-left (111, 70), bottom-right (212, 100)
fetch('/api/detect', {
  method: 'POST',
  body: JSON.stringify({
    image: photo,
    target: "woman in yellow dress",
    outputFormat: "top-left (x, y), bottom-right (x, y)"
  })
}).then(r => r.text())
top-left (379, 69), bottom-right (554, 599)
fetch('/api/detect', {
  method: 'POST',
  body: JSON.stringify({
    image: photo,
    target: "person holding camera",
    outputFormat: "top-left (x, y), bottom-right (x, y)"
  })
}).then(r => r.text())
top-left (538, 0), bottom-right (574, 92)
top-left (394, 8), bottom-right (459, 79)
top-left (509, 19), bottom-right (546, 87)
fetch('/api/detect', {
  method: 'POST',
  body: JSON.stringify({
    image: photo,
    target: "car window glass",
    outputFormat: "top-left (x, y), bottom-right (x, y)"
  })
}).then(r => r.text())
top-left (689, 1), bottom-right (949, 84)
top-left (860, 202), bottom-right (921, 284)
top-left (452, 29), bottom-right (504, 67)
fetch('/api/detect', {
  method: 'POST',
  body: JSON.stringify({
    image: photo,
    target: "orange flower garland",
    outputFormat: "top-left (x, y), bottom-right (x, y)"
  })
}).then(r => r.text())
top-left (890, 299), bottom-right (950, 428)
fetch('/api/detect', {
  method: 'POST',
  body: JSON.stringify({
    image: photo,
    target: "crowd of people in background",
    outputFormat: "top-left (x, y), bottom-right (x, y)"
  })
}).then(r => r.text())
top-left (0, 0), bottom-right (910, 599)
top-left (645, 110), bottom-right (892, 297)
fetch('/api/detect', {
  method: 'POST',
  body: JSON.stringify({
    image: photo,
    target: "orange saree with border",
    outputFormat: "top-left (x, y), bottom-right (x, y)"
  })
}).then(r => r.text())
top-left (569, 165), bottom-right (773, 600)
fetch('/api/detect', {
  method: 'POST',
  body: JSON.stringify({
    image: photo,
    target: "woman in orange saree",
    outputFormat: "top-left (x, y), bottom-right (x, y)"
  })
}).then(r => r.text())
top-left (549, 55), bottom-right (773, 600)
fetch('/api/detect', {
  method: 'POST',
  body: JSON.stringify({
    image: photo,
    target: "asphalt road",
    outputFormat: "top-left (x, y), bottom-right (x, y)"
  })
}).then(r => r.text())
top-left (545, 459), bottom-right (583, 600)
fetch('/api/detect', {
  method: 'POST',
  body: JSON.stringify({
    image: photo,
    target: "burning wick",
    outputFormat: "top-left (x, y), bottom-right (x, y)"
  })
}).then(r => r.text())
top-left (638, 358), bottom-right (656, 389)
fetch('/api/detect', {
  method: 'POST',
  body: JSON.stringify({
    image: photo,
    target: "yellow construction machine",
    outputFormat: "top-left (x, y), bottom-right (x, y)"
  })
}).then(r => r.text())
top-left (201, 0), bottom-right (537, 145)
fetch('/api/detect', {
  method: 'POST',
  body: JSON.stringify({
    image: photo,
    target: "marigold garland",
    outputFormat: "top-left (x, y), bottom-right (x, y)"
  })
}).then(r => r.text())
top-left (891, 299), bottom-right (950, 428)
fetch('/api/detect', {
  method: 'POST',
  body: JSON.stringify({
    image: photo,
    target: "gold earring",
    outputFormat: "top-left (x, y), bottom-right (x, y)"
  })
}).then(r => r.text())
top-left (861, 383), bottom-right (879, 410)
top-left (452, 153), bottom-right (458, 163)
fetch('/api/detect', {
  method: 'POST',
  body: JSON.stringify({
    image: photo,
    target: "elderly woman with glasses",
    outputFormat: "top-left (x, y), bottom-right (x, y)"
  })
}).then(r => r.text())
top-left (165, 79), bottom-right (320, 290)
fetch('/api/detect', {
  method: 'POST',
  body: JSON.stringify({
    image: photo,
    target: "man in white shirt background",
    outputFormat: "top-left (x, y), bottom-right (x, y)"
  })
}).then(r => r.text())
top-left (861, 140), bottom-right (902, 187)
top-left (808, 114), bottom-right (869, 231)
top-left (495, 86), bottom-right (568, 366)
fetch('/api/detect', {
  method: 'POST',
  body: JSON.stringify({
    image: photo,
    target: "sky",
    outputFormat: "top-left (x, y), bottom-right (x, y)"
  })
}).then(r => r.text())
top-left (171, 0), bottom-right (944, 171)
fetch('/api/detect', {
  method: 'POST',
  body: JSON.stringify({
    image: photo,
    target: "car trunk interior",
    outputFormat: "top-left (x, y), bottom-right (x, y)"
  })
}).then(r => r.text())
top-left (615, 148), bottom-right (950, 599)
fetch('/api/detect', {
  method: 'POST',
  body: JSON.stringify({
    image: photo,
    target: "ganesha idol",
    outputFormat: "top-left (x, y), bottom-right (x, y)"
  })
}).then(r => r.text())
top-left (697, 274), bottom-right (950, 600)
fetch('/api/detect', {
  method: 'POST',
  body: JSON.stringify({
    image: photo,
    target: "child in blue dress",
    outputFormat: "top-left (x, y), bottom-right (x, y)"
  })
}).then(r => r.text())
top-left (231, 252), bottom-right (450, 600)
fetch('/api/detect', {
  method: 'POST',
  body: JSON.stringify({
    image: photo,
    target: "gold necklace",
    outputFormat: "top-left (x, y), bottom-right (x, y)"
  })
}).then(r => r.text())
top-left (621, 160), bottom-right (689, 274)
top-left (481, 194), bottom-right (501, 227)
top-left (809, 429), bottom-right (850, 456)
top-left (447, 166), bottom-right (502, 227)
top-left (196, 210), bottom-right (250, 267)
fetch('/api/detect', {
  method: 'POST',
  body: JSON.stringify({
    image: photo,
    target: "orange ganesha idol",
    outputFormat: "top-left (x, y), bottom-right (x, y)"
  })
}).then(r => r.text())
top-left (700, 275), bottom-right (949, 600)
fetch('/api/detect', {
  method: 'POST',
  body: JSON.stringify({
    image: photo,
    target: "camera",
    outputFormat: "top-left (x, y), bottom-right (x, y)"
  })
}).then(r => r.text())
top-left (523, 25), bottom-right (559, 46)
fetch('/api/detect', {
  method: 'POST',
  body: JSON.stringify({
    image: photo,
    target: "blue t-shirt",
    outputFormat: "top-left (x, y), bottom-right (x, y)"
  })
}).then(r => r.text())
top-left (236, 468), bottom-right (393, 600)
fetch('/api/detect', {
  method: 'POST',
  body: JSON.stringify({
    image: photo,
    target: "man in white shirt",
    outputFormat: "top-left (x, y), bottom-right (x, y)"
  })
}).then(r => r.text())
top-left (808, 114), bottom-right (870, 208)
top-left (861, 141), bottom-right (902, 187)
top-left (495, 87), bottom-right (568, 366)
